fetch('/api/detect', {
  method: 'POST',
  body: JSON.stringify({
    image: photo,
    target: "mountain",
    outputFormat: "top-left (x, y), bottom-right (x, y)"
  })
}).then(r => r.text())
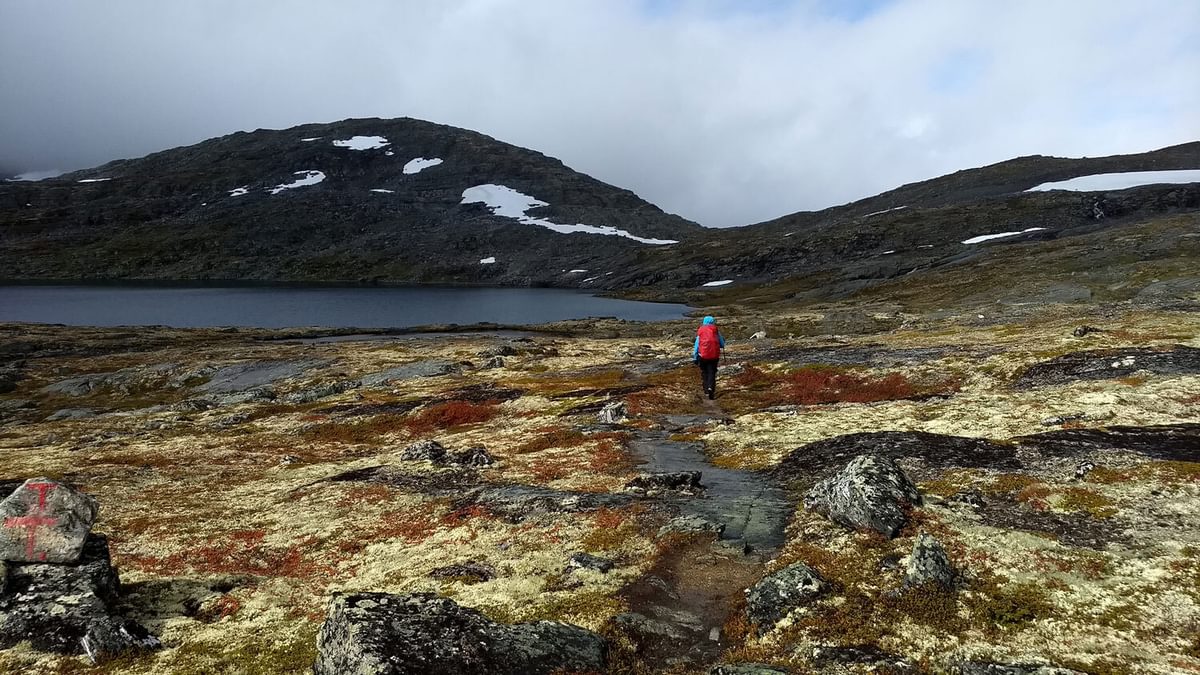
top-left (2, 119), bottom-right (1199, 310)
top-left (0, 117), bottom-right (703, 284)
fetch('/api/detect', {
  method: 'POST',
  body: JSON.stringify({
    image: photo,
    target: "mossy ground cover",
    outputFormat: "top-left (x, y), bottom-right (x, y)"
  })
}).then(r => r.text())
top-left (0, 303), bottom-right (1198, 673)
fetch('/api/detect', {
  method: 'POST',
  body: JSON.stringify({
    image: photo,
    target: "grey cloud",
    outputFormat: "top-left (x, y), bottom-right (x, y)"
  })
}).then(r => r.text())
top-left (2, 0), bottom-right (1198, 226)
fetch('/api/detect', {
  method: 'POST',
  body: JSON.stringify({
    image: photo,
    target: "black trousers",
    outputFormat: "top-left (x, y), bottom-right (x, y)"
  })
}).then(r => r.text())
top-left (697, 358), bottom-right (719, 394)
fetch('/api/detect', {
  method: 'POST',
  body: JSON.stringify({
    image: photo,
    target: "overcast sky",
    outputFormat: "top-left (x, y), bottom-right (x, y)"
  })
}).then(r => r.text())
top-left (2, 0), bottom-right (1198, 226)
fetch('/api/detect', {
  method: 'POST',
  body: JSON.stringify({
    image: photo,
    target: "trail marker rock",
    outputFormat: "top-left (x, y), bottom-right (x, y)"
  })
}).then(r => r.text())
top-left (1, 478), bottom-right (99, 563)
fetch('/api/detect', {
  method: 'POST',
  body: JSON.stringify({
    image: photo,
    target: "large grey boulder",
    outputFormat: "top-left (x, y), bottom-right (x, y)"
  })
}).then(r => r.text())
top-left (804, 454), bottom-right (921, 538)
top-left (905, 532), bottom-right (954, 588)
top-left (0, 534), bottom-right (159, 661)
top-left (1, 478), bottom-right (99, 563)
top-left (313, 592), bottom-right (607, 674)
top-left (744, 562), bottom-right (829, 629)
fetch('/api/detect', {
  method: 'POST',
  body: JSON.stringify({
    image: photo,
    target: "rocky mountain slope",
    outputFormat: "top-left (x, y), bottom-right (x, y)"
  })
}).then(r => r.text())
top-left (2, 120), bottom-right (1199, 309)
top-left (0, 118), bottom-right (703, 284)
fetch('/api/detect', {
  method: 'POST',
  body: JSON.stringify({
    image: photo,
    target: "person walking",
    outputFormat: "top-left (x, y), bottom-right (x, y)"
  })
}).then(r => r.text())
top-left (692, 315), bottom-right (725, 400)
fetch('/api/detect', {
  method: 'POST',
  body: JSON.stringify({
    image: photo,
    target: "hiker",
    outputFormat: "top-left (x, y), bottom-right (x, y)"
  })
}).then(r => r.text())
top-left (692, 315), bottom-right (725, 400)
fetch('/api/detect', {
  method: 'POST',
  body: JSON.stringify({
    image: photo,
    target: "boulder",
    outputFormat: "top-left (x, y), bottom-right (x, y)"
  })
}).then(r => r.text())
top-left (905, 533), bottom-right (954, 588)
top-left (0, 534), bottom-right (159, 661)
top-left (400, 440), bottom-right (447, 463)
top-left (744, 562), bottom-right (829, 629)
top-left (1, 478), bottom-right (99, 563)
top-left (598, 400), bottom-right (627, 425)
top-left (804, 455), bottom-right (921, 538)
top-left (313, 592), bottom-right (607, 675)
top-left (0, 369), bottom-right (20, 394)
top-left (482, 356), bottom-right (506, 370)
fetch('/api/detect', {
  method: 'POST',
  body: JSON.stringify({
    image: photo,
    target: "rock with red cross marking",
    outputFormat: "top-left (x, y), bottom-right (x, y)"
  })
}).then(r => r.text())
top-left (0, 478), bottom-right (99, 563)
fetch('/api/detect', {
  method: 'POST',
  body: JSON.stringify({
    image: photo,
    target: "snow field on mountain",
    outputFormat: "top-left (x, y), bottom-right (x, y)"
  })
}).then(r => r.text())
top-left (1027, 169), bottom-right (1200, 192)
top-left (460, 184), bottom-right (678, 245)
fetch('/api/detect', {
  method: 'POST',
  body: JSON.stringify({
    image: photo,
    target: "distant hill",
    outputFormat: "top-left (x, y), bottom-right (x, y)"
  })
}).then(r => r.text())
top-left (0, 117), bottom-right (703, 285)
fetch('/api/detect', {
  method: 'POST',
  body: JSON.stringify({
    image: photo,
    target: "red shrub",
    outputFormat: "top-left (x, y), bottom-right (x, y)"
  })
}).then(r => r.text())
top-left (405, 400), bottom-right (499, 433)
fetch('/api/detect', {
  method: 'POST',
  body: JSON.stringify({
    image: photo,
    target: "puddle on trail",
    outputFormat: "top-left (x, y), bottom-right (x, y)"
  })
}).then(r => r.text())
top-left (629, 424), bottom-right (793, 552)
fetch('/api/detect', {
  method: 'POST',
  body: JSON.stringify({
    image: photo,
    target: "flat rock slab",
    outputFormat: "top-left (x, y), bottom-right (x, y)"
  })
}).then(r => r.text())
top-left (198, 359), bottom-right (327, 394)
top-left (360, 360), bottom-right (460, 386)
top-left (1018, 423), bottom-right (1200, 462)
top-left (0, 534), bottom-right (159, 660)
top-left (314, 592), bottom-right (606, 675)
top-left (776, 431), bottom-right (1019, 480)
top-left (1014, 345), bottom-right (1200, 388)
top-left (1, 478), bottom-right (99, 563)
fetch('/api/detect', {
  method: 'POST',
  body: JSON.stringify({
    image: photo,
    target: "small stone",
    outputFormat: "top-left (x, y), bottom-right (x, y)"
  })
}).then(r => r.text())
top-left (568, 552), bottom-right (614, 573)
top-left (482, 356), bottom-right (506, 369)
top-left (279, 455), bottom-right (302, 466)
top-left (804, 454), bottom-right (921, 538)
top-left (399, 439), bottom-right (446, 463)
top-left (744, 562), bottom-right (829, 629)
top-left (598, 400), bottom-right (627, 425)
top-left (625, 471), bottom-right (703, 495)
top-left (1073, 461), bottom-right (1096, 480)
top-left (0, 478), bottom-right (99, 563)
top-left (905, 533), bottom-right (954, 588)
top-left (1072, 325), bottom-right (1100, 338)
top-left (749, 331), bottom-right (767, 340)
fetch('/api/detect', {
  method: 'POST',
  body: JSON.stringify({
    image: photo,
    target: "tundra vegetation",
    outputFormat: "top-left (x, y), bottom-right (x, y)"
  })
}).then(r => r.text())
top-left (0, 299), bottom-right (1198, 674)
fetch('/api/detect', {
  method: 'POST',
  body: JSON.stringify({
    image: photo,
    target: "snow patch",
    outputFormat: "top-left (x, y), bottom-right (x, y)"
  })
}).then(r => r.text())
top-left (702, 280), bottom-right (734, 287)
top-left (7, 170), bottom-right (64, 181)
top-left (300, 137), bottom-right (321, 142)
top-left (269, 170), bottom-right (326, 194)
top-left (480, 256), bottom-right (496, 264)
top-left (460, 184), bottom-right (677, 245)
top-left (229, 186), bottom-right (249, 197)
top-left (384, 151), bottom-right (394, 156)
top-left (403, 157), bottom-right (443, 175)
top-left (77, 178), bottom-right (111, 183)
top-left (881, 250), bottom-right (896, 255)
top-left (863, 205), bottom-right (908, 218)
top-left (370, 189), bottom-right (394, 194)
top-left (580, 276), bottom-right (599, 283)
top-left (331, 135), bottom-right (389, 150)
top-left (962, 227), bottom-right (1047, 245)
top-left (1027, 169), bottom-right (1200, 192)
top-left (566, 269), bottom-right (588, 274)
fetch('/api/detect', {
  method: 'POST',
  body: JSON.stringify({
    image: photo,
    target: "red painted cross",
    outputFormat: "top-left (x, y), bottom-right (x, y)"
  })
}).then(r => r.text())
top-left (3, 482), bottom-right (57, 561)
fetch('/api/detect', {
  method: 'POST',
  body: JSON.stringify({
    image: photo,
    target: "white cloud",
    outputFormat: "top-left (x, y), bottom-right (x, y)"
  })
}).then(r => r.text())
top-left (1, 0), bottom-right (1198, 227)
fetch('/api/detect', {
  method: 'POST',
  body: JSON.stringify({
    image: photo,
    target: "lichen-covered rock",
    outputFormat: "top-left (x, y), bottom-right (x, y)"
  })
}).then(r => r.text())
top-left (1014, 345), bottom-right (1200, 388)
top-left (1, 477), bottom-right (99, 563)
top-left (482, 356), bottom-right (506, 369)
top-left (625, 471), bottom-right (703, 495)
top-left (0, 534), bottom-right (159, 661)
top-left (598, 400), bottom-right (627, 424)
top-left (744, 562), bottom-right (829, 629)
top-left (449, 447), bottom-right (494, 467)
top-left (284, 379), bottom-right (361, 403)
top-left (361, 360), bottom-right (460, 386)
top-left (804, 454), bottom-right (921, 538)
top-left (400, 439), bottom-right (447, 463)
top-left (568, 552), bottom-right (614, 573)
top-left (905, 533), bottom-right (954, 588)
top-left (313, 592), bottom-right (607, 675)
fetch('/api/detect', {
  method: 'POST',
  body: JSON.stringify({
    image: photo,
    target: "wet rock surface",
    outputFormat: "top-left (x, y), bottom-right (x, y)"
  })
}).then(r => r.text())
top-left (313, 592), bottom-right (607, 675)
top-left (1015, 345), bottom-right (1200, 388)
top-left (804, 455), bottom-right (922, 538)
top-left (744, 561), bottom-right (829, 629)
top-left (0, 478), bottom-right (99, 563)
top-left (776, 431), bottom-right (1020, 479)
top-left (0, 534), bottom-right (159, 660)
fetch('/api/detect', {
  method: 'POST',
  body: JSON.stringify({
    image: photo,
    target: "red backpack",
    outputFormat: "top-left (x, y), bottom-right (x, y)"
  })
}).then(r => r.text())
top-left (697, 324), bottom-right (721, 360)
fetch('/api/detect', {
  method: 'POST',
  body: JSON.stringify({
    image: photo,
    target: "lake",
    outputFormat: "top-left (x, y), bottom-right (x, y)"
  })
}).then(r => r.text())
top-left (0, 285), bottom-right (688, 329)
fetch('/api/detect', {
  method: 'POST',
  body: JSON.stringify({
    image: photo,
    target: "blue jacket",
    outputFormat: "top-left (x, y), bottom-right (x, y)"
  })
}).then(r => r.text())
top-left (693, 316), bottom-right (725, 360)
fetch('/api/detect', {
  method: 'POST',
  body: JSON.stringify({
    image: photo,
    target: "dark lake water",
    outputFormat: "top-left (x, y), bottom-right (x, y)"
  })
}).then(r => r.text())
top-left (0, 285), bottom-right (688, 329)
